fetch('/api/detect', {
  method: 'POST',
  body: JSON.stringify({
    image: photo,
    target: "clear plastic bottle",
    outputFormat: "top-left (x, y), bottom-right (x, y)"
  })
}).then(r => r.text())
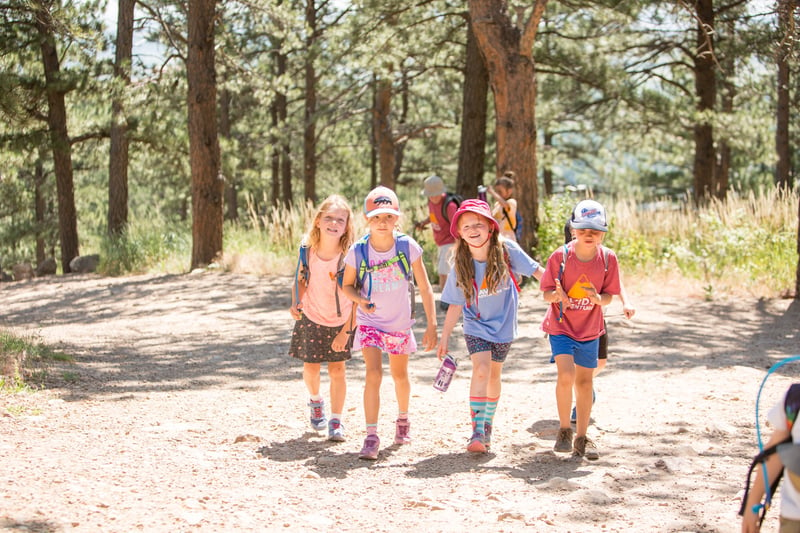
top-left (433, 354), bottom-right (458, 392)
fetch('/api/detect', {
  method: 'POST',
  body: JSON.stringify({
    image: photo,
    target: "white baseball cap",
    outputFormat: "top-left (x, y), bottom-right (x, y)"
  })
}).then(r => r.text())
top-left (570, 200), bottom-right (608, 232)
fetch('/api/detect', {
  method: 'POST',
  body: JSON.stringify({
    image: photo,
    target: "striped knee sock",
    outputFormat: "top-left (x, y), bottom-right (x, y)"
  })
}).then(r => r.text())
top-left (486, 396), bottom-right (499, 426)
top-left (470, 396), bottom-right (488, 435)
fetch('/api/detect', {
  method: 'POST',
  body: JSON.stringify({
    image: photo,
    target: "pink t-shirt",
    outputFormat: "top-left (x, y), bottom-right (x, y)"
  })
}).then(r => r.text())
top-left (428, 196), bottom-right (457, 246)
top-left (301, 249), bottom-right (352, 328)
top-left (540, 243), bottom-right (621, 341)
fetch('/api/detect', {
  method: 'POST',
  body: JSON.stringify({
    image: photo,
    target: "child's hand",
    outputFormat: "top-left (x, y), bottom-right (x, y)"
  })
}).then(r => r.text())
top-left (359, 300), bottom-right (375, 314)
top-left (290, 304), bottom-right (303, 320)
top-left (554, 279), bottom-right (569, 305)
top-left (623, 304), bottom-right (636, 319)
top-left (436, 340), bottom-right (448, 360)
top-left (331, 330), bottom-right (350, 352)
top-left (422, 324), bottom-right (438, 352)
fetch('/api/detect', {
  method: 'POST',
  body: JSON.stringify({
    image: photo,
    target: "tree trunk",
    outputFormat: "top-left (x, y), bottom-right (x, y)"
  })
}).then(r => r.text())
top-left (304, 0), bottom-right (318, 204)
top-left (542, 130), bottom-right (553, 196)
top-left (775, 0), bottom-right (792, 189)
top-left (468, 0), bottom-right (547, 250)
top-left (373, 75), bottom-right (395, 188)
top-left (188, 0), bottom-right (223, 269)
top-left (456, 18), bottom-right (488, 199)
top-left (34, 157), bottom-right (46, 266)
top-left (108, 0), bottom-right (135, 236)
top-left (219, 87), bottom-right (238, 221)
top-left (276, 50), bottom-right (292, 207)
top-left (692, 0), bottom-right (716, 204)
top-left (34, 1), bottom-right (79, 273)
top-left (270, 100), bottom-right (280, 207)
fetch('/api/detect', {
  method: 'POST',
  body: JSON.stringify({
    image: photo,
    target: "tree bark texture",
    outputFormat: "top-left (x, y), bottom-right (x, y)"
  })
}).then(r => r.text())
top-left (468, 0), bottom-right (547, 250)
top-left (775, 0), bottom-right (792, 189)
top-left (373, 76), bottom-right (395, 188)
top-left (456, 18), bottom-right (489, 199)
top-left (304, 0), bottom-right (318, 204)
top-left (188, 0), bottom-right (223, 269)
top-left (108, 0), bottom-right (135, 236)
top-left (692, 0), bottom-right (716, 204)
top-left (34, 1), bottom-right (79, 273)
top-left (276, 50), bottom-right (292, 207)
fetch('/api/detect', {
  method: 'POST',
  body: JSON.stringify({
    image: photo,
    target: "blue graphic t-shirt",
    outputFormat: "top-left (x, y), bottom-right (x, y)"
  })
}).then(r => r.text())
top-left (441, 240), bottom-right (540, 343)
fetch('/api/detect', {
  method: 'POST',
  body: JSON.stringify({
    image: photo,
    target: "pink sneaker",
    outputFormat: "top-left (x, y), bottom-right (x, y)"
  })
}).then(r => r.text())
top-left (467, 431), bottom-right (487, 453)
top-left (358, 434), bottom-right (380, 460)
top-left (394, 418), bottom-right (411, 444)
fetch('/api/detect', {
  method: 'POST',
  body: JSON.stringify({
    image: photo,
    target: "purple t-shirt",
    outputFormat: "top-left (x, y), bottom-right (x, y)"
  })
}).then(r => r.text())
top-left (345, 236), bottom-right (423, 333)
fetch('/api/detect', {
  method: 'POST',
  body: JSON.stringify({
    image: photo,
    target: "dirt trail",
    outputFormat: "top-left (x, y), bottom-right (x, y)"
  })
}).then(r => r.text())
top-left (1, 272), bottom-right (799, 532)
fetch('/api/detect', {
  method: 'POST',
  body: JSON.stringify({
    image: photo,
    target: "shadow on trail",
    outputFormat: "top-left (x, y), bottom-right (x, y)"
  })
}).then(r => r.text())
top-left (3, 273), bottom-right (798, 402)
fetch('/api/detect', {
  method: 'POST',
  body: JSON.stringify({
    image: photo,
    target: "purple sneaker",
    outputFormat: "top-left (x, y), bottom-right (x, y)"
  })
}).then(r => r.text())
top-left (358, 434), bottom-right (380, 460)
top-left (394, 418), bottom-right (411, 444)
top-left (467, 431), bottom-right (487, 453)
top-left (484, 422), bottom-right (493, 449)
top-left (308, 399), bottom-right (327, 431)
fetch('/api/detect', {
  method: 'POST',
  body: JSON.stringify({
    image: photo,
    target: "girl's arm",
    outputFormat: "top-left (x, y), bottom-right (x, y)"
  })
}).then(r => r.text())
top-left (290, 264), bottom-right (305, 320)
top-left (741, 428), bottom-right (791, 533)
top-left (618, 277), bottom-right (636, 319)
top-left (331, 302), bottom-right (356, 352)
top-left (437, 304), bottom-right (463, 359)
top-left (341, 263), bottom-right (374, 314)
top-left (487, 185), bottom-right (508, 209)
top-left (411, 257), bottom-right (438, 351)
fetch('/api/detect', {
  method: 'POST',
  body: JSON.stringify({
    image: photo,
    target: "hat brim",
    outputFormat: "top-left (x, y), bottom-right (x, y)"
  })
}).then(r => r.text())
top-left (365, 207), bottom-right (401, 218)
top-left (570, 222), bottom-right (608, 232)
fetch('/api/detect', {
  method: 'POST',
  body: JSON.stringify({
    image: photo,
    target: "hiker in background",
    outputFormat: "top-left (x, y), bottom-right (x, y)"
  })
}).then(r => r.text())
top-left (341, 186), bottom-right (438, 460)
top-left (741, 383), bottom-right (800, 533)
top-left (289, 194), bottom-right (356, 442)
top-left (488, 171), bottom-right (521, 243)
top-left (563, 218), bottom-right (636, 424)
top-left (414, 175), bottom-right (460, 294)
top-left (437, 199), bottom-right (544, 453)
top-left (541, 199), bottom-right (621, 460)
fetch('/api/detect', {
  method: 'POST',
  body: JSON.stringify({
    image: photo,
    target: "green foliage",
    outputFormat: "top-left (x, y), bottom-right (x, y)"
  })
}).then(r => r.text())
top-left (99, 216), bottom-right (191, 275)
top-left (0, 329), bottom-right (72, 392)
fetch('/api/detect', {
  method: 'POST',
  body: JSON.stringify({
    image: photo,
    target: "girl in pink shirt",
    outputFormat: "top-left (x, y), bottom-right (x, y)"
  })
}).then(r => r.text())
top-left (289, 195), bottom-right (356, 442)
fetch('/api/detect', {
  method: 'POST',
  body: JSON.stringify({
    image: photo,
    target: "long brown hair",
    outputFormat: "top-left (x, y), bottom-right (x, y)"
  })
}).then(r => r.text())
top-left (305, 194), bottom-right (355, 253)
top-left (452, 222), bottom-right (511, 304)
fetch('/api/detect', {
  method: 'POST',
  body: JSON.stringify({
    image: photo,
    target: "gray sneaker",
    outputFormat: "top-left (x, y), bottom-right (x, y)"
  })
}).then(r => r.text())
top-left (573, 435), bottom-right (599, 460)
top-left (554, 427), bottom-right (573, 453)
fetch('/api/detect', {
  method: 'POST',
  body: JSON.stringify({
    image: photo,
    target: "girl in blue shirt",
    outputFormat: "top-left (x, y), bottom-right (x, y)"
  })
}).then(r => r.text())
top-left (437, 199), bottom-right (544, 453)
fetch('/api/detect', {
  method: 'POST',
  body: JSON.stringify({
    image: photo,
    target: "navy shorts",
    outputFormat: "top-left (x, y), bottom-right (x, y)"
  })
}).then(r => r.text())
top-left (548, 334), bottom-right (599, 369)
top-left (464, 334), bottom-right (512, 363)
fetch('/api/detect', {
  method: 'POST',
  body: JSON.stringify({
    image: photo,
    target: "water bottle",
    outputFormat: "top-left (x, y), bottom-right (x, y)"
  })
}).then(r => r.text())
top-left (477, 185), bottom-right (487, 203)
top-left (433, 354), bottom-right (458, 392)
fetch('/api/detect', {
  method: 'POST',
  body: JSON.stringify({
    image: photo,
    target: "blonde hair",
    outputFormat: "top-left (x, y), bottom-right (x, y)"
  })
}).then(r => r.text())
top-left (452, 218), bottom-right (511, 303)
top-left (305, 194), bottom-right (355, 253)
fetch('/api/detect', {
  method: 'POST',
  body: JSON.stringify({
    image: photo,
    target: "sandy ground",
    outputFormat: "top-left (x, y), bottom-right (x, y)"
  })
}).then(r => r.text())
top-left (1, 271), bottom-right (799, 532)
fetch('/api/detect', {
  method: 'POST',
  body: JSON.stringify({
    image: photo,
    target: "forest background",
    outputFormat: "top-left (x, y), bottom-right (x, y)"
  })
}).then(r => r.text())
top-left (0, 0), bottom-right (798, 298)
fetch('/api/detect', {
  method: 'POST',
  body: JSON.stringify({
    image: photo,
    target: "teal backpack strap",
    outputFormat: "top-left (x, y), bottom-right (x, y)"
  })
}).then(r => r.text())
top-left (294, 245), bottom-right (310, 311)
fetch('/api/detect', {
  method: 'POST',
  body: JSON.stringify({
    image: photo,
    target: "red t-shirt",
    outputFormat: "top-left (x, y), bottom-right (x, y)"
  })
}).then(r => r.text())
top-left (540, 242), bottom-right (621, 341)
top-left (428, 195), bottom-right (457, 246)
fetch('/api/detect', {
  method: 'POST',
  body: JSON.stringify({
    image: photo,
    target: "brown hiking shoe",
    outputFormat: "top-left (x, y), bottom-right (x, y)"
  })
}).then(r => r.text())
top-left (573, 435), bottom-right (599, 460)
top-left (554, 428), bottom-right (573, 453)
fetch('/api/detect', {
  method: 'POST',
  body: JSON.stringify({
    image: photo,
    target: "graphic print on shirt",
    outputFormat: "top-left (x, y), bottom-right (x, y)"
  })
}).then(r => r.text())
top-left (429, 210), bottom-right (441, 231)
top-left (566, 273), bottom-right (596, 312)
top-left (369, 259), bottom-right (405, 294)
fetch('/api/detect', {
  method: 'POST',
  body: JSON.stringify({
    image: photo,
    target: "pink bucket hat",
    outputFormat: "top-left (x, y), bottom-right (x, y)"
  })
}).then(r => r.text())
top-left (364, 186), bottom-right (401, 218)
top-left (449, 199), bottom-right (499, 239)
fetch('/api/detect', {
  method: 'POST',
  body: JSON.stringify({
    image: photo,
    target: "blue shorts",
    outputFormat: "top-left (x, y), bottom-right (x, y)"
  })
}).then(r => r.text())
top-left (464, 334), bottom-right (512, 363)
top-left (548, 335), bottom-right (599, 369)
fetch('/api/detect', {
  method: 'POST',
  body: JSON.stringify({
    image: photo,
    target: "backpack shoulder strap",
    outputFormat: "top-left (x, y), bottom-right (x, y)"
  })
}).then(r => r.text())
top-left (502, 206), bottom-right (517, 231)
top-left (394, 232), bottom-right (412, 279)
top-left (502, 243), bottom-right (521, 293)
top-left (354, 234), bottom-right (371, 286)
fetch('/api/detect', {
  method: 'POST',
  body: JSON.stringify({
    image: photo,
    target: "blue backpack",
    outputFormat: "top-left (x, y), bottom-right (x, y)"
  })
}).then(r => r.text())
top-left (352, 232), bottom-right (416, 318)
top-left (501, 207), bottom-right (523, 242)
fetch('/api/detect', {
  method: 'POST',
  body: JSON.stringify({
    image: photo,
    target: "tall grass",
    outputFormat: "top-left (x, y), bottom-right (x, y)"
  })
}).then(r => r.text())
top-left (0, 329), bottom-right (72, 392)
top-left (97, 188), bottom-right (798, 298)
